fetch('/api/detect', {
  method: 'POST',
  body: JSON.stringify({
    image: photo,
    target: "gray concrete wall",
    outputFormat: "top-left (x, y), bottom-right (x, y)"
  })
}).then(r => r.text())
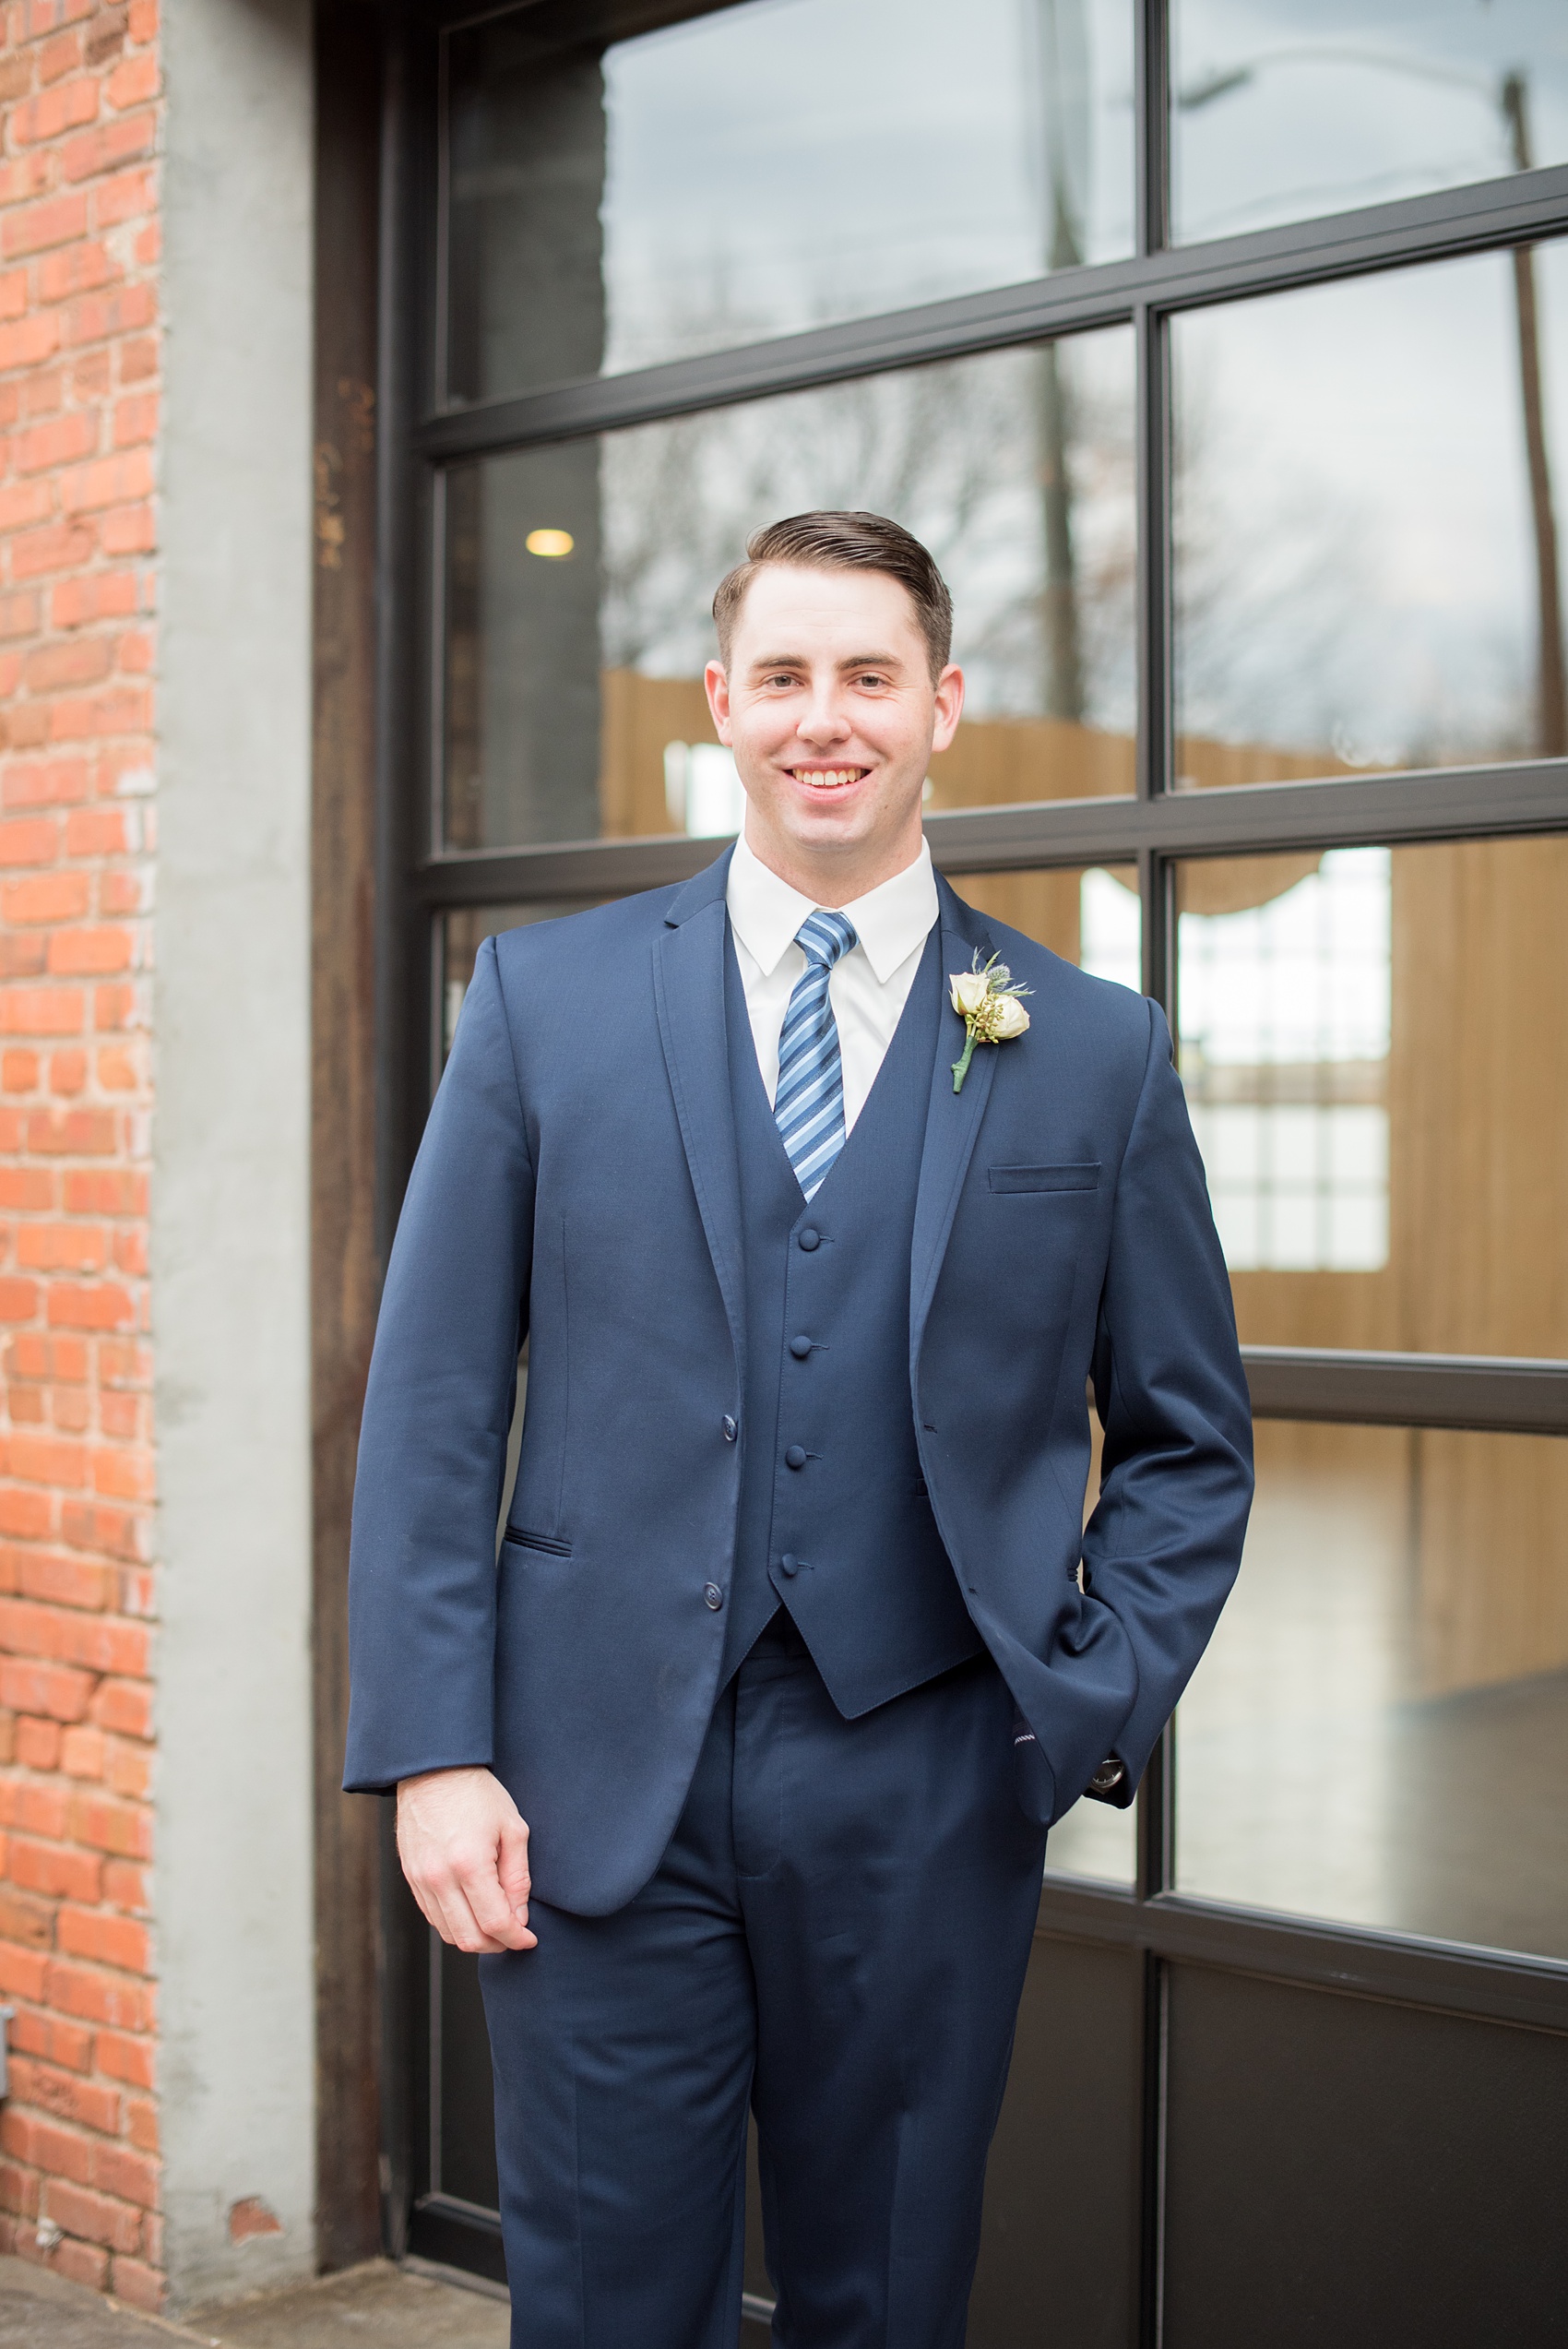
top-left (153, 0), bottom-right (317, 2307)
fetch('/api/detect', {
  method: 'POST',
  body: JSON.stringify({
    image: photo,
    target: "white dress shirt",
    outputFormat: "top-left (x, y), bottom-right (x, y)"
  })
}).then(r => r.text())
top-left (726, 831), bottom-right (941, 1135)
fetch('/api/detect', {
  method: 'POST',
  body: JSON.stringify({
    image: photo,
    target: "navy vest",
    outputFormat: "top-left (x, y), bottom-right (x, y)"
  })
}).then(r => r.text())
top-left (719, 921), bottom-right (986, 1714)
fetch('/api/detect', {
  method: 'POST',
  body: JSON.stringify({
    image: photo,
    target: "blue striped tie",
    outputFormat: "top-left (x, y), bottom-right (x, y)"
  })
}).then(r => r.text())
top-left (775, 909), bottom-right (858, 1201)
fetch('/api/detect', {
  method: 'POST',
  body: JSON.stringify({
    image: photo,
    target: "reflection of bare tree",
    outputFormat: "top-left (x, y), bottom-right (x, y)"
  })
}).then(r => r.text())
top-left (601, 336), bottom-right (1135, 730)
top-left (1173, 355), bottom-right (1538, 770)
top-left (1174, 365), bottom-right (1375, 759)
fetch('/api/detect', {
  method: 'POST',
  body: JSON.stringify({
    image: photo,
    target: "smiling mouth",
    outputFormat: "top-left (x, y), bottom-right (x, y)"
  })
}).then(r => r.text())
top-left (791, 767), bottom-right (869, 790)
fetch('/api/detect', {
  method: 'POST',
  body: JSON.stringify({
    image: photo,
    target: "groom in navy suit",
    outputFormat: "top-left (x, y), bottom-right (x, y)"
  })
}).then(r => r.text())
top-left (346, 512), bottom-right (1252, 2347)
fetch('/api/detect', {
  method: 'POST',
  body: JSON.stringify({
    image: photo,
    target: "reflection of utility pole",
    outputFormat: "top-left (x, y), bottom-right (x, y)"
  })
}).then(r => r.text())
top-left (1037, 0), bottom-right (1086, 722)
top-left (1501, 72), bottom-right (1566, 756)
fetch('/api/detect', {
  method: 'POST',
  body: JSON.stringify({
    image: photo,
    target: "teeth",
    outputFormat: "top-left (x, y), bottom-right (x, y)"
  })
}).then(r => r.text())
top-left (796, 768), bottom-right (861, 786)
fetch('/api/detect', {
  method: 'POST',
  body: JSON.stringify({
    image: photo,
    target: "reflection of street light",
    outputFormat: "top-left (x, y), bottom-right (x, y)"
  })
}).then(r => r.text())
top-left (1180, 51), bottom-right (1566, 757)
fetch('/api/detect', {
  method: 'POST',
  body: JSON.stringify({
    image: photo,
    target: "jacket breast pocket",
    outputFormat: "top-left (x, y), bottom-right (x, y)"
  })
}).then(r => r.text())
top-left (988, 1163), bottom-right (1101, 1194)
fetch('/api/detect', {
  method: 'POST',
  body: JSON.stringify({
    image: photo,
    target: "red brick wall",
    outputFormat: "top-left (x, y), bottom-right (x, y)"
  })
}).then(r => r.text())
top-left (0, 0), bottom-right (160, 2309)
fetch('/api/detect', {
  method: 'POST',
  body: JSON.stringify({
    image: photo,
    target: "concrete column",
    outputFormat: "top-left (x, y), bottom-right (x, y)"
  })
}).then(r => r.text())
top-left (153, 0), bottom-right (316, 2307)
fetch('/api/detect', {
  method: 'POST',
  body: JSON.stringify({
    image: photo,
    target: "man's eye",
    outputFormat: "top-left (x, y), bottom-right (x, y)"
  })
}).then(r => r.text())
top-left (857, 674), bottom-right (889, 689)
top-left (766, 673), bottom-right (797, 688)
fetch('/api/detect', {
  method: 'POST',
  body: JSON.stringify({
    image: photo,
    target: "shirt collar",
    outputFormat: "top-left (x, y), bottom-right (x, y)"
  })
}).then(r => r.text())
top-left (727, 832), bottom-right (938, 984)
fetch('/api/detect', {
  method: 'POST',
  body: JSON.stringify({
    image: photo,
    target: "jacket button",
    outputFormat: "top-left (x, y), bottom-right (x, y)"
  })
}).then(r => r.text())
top-left (797, 1227), bottom-right (820, 1251)
top-left (704, 1582), bottom-right (724, 1610)
top-left (722, 1414), bottom-right (738, 1441)
top-left (789, 1334), bottom-right (813, 1358)
top-left (785, 1444), bottom-right (807, 1469)
top-left (779, 1554), bottom-right (801, 1578)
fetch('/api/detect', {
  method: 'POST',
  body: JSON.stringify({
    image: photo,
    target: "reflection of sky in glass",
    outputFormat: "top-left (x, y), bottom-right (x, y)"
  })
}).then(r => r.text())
top-left (599, 0), bottom-right (1133, 373)
top-left (1173, 0), bottom-right (1568, 243)
top-left (1174, 244), bottom-right (1568, 768)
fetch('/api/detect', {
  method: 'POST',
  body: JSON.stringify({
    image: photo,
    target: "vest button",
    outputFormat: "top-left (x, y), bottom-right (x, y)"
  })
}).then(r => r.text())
top-left (785, 1445), bottom-right (807, 1469)
top-left (779, 1554), bottom-right (801, 1578)
top-left (789, 1335), bottom-right (812, 1359)
top-left (722, 1414), bottom-right (738, 1441)
top-left (703, 1582), bottom-right (724, 1610)
top-left (797, 1227), bottom-right (820, 1251)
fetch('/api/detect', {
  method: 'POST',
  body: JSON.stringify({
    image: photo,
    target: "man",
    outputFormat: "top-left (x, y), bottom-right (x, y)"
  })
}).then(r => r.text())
top-left (346, 512), bottom-right (1252, 2347)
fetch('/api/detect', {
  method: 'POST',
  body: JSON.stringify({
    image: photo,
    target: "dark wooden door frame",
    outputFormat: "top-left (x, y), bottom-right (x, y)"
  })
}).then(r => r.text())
top-left (311, 0), bottom-right (394, 2274)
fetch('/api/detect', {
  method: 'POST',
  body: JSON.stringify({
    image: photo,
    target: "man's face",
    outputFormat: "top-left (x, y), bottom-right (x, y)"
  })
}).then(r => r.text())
top-left (705, 563), bottom-right (963, 887)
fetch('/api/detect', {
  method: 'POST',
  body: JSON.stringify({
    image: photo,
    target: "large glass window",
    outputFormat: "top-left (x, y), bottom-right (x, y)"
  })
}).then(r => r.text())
top-left (1176, 1418), bottom-right (1568, 1961)
top-left (443, 330), bottom-right (1137, 851)
top-left (1176, 838), bottom-right (1568, 1353)
top-left (444, 0), bottom-right (1134, 400)
top-left (409, 0), bottom-right (1568, 2127)
top-left (1172, 0), bottom-right (1568, 244)
top-left (1173, 244), bottom-right (1568, 782)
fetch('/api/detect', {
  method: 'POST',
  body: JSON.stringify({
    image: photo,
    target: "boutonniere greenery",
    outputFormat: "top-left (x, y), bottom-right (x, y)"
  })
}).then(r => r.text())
top-left (949, 952), bottom-right (1032, 1093)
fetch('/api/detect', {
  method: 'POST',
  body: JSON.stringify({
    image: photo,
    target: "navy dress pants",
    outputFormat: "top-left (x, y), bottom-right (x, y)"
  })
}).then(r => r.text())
top-left (480, 1619), bottom-right (1049, 2349)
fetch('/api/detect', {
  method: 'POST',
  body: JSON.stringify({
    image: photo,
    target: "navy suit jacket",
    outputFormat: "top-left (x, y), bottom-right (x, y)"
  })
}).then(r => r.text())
top-left (344, 850), bottom-right (1253, 1914)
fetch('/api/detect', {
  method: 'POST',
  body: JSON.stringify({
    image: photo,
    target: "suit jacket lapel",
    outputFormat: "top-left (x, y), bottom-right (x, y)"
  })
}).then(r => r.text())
top-left (909, 876), bottom-right (997, 1367)
top-left (653, 850), bottom-right (746, 1368)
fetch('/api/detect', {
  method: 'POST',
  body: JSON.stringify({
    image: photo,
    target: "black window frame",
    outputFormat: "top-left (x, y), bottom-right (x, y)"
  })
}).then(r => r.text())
top-left (373, 0), bottom-right (1568, 2317)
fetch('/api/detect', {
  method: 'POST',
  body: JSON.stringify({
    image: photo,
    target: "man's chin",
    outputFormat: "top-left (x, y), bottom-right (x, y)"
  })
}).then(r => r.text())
top-left (777, 784), bottom-right (884, 849)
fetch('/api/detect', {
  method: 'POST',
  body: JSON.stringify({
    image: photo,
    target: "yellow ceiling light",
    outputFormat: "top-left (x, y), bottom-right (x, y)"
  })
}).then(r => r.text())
top-left (526, 528), bottom-right (575, 558)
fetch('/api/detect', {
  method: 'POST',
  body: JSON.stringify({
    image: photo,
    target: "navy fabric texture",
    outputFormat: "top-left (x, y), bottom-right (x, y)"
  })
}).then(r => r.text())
top-left (344, 849), bottom-right (1254, 1914)
top-left (719, 920), bottom-right (984, 1704)
top-left (480, 1619), bottom-right (1047, 2349)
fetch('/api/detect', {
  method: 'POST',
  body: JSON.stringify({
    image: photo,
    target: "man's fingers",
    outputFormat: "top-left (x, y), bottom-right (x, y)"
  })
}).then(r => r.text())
top-left (461, 1839), bottom-right (537, 1951)
top-left (420, 1866), bottom-right (516, 1956)
top-left (393, 1766), bottom-right (539, 1953)
top-left (496, 1814), bottom-right (532, 1913)
top-left (434, 1879), bottom-right (513, 1956)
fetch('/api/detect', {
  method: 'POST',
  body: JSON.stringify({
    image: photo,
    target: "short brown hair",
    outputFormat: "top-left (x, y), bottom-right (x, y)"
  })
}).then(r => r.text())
top-left (712, 511), bottom-right (954, 680)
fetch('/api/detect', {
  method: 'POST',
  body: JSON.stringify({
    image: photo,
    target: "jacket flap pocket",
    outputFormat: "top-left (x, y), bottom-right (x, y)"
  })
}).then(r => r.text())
top-left (988, 1162), bottom-right (1101, 1194)
top-left (501, 1527), bottom-right (573, 1557)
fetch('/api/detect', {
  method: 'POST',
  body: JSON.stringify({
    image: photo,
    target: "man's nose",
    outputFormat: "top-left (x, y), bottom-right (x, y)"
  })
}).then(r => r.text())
top-left (795, 698), bottom-right (852, 745)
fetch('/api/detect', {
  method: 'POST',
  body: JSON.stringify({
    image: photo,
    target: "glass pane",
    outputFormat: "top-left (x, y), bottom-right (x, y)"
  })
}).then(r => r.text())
top-left (445, 0), bottom-right (1133, 399)
top-left (1172, 0), bottom-right (1568, 244)
top-left (944, 861), bottom-right (1141, 991)
top-left (1177, 837), bottom-right (1568, 1353)
top-left (442, 900), bottom-right (605, 1067)
top-left (947, 862), bottom-right (1143, 1889)
top-left (1177, 1419), bottom-right (1568, 1961)
top-left (1173, 244), bottom-right (1568, 784)
top-left (444, 330), bottom-right (1136, 851)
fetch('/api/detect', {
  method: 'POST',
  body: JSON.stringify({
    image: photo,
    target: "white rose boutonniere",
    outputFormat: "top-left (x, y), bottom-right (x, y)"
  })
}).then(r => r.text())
top-left (948, 950), bottom-right (1032, 1092)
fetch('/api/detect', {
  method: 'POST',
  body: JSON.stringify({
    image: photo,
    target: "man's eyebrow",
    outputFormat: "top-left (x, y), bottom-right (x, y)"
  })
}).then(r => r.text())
top-left (744, 648), bottom-right (908, 672)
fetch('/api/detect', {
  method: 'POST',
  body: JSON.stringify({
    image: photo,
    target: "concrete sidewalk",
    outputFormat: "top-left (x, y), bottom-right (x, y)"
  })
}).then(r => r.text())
top-left (0, 2256), bottom-right (510, 2348)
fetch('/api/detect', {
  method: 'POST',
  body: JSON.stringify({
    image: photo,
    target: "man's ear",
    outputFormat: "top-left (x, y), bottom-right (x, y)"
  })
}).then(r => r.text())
top-left (931, 662), bottom-right (965, 756)
top-left (704, 659), bottom-right (733, 745)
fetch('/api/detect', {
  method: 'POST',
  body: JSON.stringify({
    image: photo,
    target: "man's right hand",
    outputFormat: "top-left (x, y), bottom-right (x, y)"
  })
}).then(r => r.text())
top-left (395, 1766), bottom-right (539, 1954)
